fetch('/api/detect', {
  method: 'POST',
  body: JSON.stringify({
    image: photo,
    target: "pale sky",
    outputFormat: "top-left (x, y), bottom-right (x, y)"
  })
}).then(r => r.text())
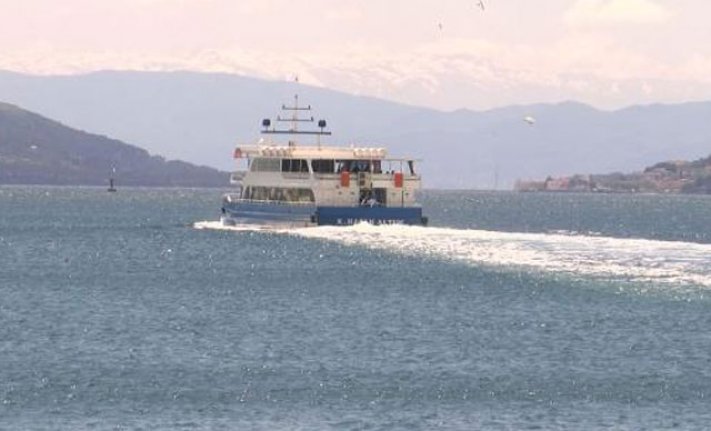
top-left (1, 0), bottom-right (710, 110)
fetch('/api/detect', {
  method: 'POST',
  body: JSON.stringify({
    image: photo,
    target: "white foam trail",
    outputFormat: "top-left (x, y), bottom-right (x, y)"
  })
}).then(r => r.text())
top-left (193, 220), bottom-right (279, 232)
top-left (194, 220), bottom-right (711, 288)
top-left (289, 223), bottom-right (711, 288)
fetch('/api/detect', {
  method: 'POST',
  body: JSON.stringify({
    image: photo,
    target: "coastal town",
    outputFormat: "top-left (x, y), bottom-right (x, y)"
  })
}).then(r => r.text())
top-left (515, 155), bottom-right (711, 194)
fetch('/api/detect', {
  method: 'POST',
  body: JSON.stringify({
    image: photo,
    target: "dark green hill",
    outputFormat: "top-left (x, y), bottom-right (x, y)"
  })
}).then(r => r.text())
top-left (0, 102), bottom-right (228, 187)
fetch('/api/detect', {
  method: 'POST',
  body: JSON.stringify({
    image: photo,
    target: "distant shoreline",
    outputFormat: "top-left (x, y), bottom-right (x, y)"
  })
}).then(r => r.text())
top-left (515, 155), bottom-right (711, 195)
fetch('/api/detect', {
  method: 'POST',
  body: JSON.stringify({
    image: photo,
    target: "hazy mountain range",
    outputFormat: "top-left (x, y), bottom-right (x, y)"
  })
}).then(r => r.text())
top-left (0, 102), bottom-right (227, 187)
top-left (1, 70), bottom-right (711, 189)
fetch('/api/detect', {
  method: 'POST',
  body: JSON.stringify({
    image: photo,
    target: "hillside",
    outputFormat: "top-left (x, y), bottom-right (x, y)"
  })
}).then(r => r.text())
top-left (515, 155), bottom-right (711, 194)
top-left (0, 102), bottom-right (228, 187)
top-left (2, 70), bottom-right (711, 188)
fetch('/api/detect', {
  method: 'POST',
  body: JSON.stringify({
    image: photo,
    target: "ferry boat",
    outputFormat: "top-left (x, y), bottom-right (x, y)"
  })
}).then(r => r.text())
top-left (221, 95), bottom-right (427, 227)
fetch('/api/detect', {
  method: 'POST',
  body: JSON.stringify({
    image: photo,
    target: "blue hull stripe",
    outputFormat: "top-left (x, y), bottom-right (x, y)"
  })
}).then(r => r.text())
top-left (315, 206), bottom-right (424, 226)
top-left (222, 201), bottom-right (425, 226)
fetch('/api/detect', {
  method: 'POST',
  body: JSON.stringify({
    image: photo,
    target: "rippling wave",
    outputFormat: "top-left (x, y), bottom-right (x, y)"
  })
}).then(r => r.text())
top-left (6, 189), bottom-right (711, 429)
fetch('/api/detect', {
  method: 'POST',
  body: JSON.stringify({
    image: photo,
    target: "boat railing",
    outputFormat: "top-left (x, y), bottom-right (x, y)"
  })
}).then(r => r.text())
top-left (230, 172), bottom-right (420, 183)
top-left (282, 173), bottom-right (311, 180)
top-left (314, 173), bottom-right (341, 180)
top-left (224, 195), bottom-right (315, 206)
top-left (314, 172), bottom-right (422, 179)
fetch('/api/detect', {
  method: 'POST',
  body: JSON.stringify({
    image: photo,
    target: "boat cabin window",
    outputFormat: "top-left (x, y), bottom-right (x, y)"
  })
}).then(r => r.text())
top-left (352, 160), bottom-right (369, 173)
top-left (281, 159), bottom-right (309, 173)
top-left (245, 186), bottom-right (315, 203)
top-left (337, 160), bottom-right (381, 173)
top-left (251, 158), bottom-right (281, 172)
top-left (336, 160), bottom-right (350, 172)
top-left (372, 160), bottom-right (382, 174)
top-left (312, 159), bottom-right (336, 173)
top-left (408, 160), bottom-right (416, 175)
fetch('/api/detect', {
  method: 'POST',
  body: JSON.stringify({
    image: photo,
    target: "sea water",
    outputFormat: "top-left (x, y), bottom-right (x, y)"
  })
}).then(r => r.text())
top-left (1, 186), bottom-right (711, 430)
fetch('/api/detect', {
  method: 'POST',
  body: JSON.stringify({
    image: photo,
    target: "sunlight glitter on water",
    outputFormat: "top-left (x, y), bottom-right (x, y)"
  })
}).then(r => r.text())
top-left (295, 223), bottom-right (711, 288)
top-left (195, 220), bottom-right (711, 289)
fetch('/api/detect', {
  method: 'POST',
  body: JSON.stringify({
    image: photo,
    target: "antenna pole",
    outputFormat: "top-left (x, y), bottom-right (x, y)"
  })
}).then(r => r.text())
top-left (263, 94), bottom-right (331, 138)
top-left (293, 94), bottom-right (298, 133)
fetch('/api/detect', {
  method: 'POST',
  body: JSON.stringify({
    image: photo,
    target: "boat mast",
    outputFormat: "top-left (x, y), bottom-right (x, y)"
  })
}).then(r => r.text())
top-left (261, 94), bottom-right (331, 149)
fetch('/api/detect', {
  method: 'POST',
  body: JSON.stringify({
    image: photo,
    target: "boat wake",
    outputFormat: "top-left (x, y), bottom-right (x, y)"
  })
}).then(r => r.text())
top-left (292, 223), bottom-right (711, 289)
top-left (194, 220), bottom-right (711, 289)
top-left (193, 220), bottom-right (279, 232)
